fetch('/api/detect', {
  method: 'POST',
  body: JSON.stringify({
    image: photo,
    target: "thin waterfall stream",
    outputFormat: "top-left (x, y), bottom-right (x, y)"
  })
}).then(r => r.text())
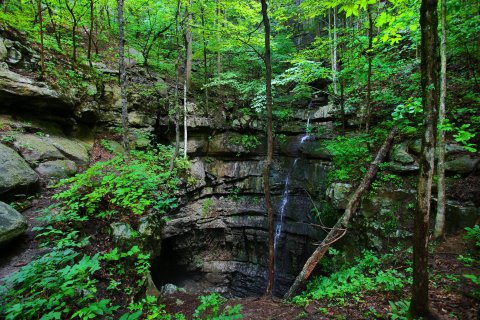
top-left (273, 118), bottom-right (311, 251)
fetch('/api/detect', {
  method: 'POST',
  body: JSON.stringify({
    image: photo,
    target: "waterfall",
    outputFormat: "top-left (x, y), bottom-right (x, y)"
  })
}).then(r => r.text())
top-left (273, 118), bottom-right (311, 250)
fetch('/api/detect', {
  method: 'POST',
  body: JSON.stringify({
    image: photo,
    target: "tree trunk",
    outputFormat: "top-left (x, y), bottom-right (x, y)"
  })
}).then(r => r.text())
top-left (118, 0), bottom-right (129, 153)
top-left (284, 127), bottom-right (397, 300)
top-left (434, 0), bottom-right (447, 239)
top-left (365, 4), bottom-right (373, 133)
top-left (46, 3), bottom-right (62, 49)
top-left (201, 6), bottom-right (209, 112)
top-left (332, 7), bottom-right (338, 95)
top-left (37, 0), bottom-right (45, 79)
top-left (87, 0), bottom-right (94, 67)
top-left (183, 80), bottom-right (188, 159)
top-left (260, 0), bottom-right (275, 297)
top-left (185, 0), bottom-right (193, 90)
top-left (72, 21), bottom-right (77, 63)
top-left (170, 0), bottom-right (182, 170)
top-left (410, 0), bottom-right (439, 317)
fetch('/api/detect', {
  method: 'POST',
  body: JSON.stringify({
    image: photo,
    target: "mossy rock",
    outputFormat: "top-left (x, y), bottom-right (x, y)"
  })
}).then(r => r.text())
top-left (0, 143), bottom-right (39, 197)
top-left (0, 201), bottom-right (27, 245)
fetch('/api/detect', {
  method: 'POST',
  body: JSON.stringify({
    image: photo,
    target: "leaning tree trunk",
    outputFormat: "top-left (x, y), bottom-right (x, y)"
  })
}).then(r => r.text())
top-left (284, 127), bottom-right (397, 300)
top-left (434, 0), bottom-right (447, 239)
top-left (260, 0), bottom-right (275, 297)
top-left (118, 0), bottom-right (129, 153)
top-left (410, 0), bottom-right (439, 317)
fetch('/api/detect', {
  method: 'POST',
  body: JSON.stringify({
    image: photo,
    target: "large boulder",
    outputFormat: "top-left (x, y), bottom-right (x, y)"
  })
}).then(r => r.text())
top-left (0, 201), bottom-right (28, 245)
top-left (445, 154), bottom-right (479, 174)
top-left (36, 160), bottom-right (77, 179)
top-left (0, 143), bottom-right (39, 196)
top-left (13, 134), bottom-right (63, 164)
top-left (47, 136), bottom-right (90, 165)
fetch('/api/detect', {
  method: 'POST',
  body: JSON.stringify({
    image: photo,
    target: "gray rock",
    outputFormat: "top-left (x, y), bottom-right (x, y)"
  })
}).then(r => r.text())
top-left (160, 283), bottom-right (179, 295)
top-left (111, 222), bottom-right (133, 242)
top-left (391, 142), bottom-right (415, 164)
top-left (445, 154), bottom-right (479, 174)
top-left (47, 136), bottom-right (90, 165)
top-left (326, 183), bottom-right (352, 209)
top-left (0, 38), bottom-right (7, 62)
top-left (13, 134), bottom-right (64, 164)
top-left (0, 62), bottom-right (8, 70)
top-left (0, 143), bottom-right (39, 196)
top-left (7, 48), bottom-right (22, 64)
top-left (0, 68), bottom-right (73, 111)
top-left (36, 160), bottom-right (77, 179)
top-left (0, 201), bottom-right (28, 245)
top-left (387, 163), bottom-right (419, 173)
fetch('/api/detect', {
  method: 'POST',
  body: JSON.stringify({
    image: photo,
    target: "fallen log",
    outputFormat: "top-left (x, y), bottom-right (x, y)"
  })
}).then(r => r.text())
top-left (284, 127), bottom-right (397, 300)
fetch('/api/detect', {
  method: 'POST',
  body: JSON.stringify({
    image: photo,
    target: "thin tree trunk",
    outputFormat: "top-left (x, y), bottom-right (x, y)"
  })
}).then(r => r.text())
top-left (284, 127), bottom-right (397, 300)
top-left (365, 4), bottom-right (373, 133)
top-left (183, 80), bottom-right (188, 159)
top-left (216, 0), bottom-right (222, 75)
top-left (201, 6), bottom-right (209, 112)
top-left (170, 0), bottom-right (182, 170)
top-left (87, 0), bottom-right (94, 67)
top-left (37, 0), bottom-right (45, 79)
top-left (332, 7), bottom-right (338, 95)
top-left (434, 0), bottom-right (447, 239)
top-left (185, 0), bottom-right (193, 89)
top-left (46, 3), bottom-right (62, 49)
top-left (410, 0), bottom-right (439, 317)
top-left (118, 0), bottom-right (129, 153)
top-left (260, 0), bottom-right (275, 297)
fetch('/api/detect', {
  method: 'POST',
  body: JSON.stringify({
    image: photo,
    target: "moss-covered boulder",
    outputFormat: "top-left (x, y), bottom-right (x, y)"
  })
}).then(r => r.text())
top-left (0, 143), bottom-right (38, 197)
top-left (0, 201), bottom-right (27, 245)
top-left (36, 160), bottom-right (77, 179)
top-left (13, 134), bottom-right (63, 164)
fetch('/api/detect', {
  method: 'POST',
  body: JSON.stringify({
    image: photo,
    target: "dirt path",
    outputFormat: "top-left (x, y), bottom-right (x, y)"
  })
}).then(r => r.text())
top-left (0, 194), bottom-right (51, 285)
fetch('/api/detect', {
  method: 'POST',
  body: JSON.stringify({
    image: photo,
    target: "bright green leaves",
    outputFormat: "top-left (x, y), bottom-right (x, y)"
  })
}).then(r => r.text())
top-left (325, 135), bottom-right (372, 182)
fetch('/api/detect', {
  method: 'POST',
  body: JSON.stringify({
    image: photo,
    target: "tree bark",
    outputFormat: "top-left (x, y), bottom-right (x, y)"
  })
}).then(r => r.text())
top-left (118, 0), bottom-right (129, 153)
top-left (185, 0), bottom-right (193, 90)
top-left (170, 0), bottom-right (182, 170)
top-left (37, 0), bottom-right (45, 79)
top-left (410, 0), bottom-right (439, 317)
top-left (284, 127), bottom-right (397, 300)
top-left (434, 0), bottom-right (447, 239)
top-left (183, 80), bottom-right (188, 159)
top-left (87, 0), bottom-right (94, 67)
top-left (365, 4), bottom-right (373, 133)
top-left (260, 0), bottom-right (275, 297)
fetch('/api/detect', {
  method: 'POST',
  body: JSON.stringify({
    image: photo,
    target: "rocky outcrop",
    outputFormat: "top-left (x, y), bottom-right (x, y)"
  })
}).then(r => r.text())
top-left (0, 67), bottom-right (74, 120)
top-left (0, 143), bottom-right (39, 197)
top-left (0, 201), bottom-right (27, 245)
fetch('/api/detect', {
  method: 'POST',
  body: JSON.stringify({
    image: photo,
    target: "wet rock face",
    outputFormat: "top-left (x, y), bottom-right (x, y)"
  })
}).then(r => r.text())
top-left (154, 194), bottom-right (324, 297)
top-left (151, 128), bottom-right (332, 297)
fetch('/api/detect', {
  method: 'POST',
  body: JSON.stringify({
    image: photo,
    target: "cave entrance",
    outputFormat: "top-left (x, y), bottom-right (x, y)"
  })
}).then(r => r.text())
top-left (149, 231), bottom-right (283, 298)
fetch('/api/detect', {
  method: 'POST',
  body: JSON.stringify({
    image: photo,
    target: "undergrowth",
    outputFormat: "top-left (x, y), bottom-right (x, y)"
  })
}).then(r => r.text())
top-left (0, 145), bottom-right (243, 319)
top-left (292, 249), bottom-right (412, 309)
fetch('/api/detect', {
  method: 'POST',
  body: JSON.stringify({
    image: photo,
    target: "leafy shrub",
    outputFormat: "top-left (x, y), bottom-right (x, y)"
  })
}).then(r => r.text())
top-left (193, 293), bottom-right (243, 320)
top-left (0, 146), bottom-right (189, 319)
top-left (293, 250), bottom-right (410, 305)
top-left (325, 135), bottom-right (372, 182)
